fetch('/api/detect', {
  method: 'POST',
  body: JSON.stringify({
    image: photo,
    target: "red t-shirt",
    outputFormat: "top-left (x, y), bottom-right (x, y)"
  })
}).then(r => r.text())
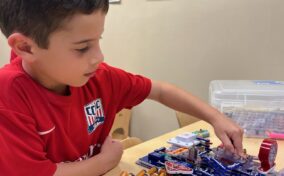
top-left (0, 57), bottom-right (151, 176)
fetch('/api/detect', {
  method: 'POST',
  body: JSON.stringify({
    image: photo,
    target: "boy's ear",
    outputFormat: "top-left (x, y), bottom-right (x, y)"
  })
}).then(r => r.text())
top-left (7, 33), bottom-right (37, 62)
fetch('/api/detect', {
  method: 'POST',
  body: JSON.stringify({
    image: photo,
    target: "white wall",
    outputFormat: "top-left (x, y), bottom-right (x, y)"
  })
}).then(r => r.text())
top-left (1, 0), bottom-right (284, 140)
top-left (0, 33), bottom-right (9, 66)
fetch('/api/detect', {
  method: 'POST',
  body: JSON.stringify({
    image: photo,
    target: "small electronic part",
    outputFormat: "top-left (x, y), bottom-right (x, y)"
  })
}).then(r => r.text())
top-left (119, 171), bottom-right (129, 176)
top-left (188, 146), bottom-right (198, 162)
top-left (135, 169), bottom-right (146, 176)
top-left (258, 138), bottom-right (278, 174)
top-left (136, 147), bottom-right (166, 169)
top-left (167, 147), bottom-right (188, 158)
top-left (192, 129), bottom-right (210, 138)
top-left (165, 160), bottom-right (193, 175)
top-left (167, 132), bottom-right (200, 148)
top-left (120, 167), bottom-right (165, 176)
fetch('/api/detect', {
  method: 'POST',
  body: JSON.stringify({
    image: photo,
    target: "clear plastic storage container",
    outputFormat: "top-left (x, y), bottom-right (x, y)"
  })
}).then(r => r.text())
top-left (209, 80), bottom-right (284, 138)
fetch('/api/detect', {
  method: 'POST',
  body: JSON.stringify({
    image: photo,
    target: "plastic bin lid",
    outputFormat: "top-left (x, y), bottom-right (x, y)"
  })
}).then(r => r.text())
top-left (210, 80), bottom-right (284, 95)
top-left (209, 80), bottom-right (284, 108)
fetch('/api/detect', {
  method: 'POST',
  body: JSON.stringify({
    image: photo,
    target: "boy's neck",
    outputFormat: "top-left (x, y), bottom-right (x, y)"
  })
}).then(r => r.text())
top-left (22, 61), bottom-right (69, 95)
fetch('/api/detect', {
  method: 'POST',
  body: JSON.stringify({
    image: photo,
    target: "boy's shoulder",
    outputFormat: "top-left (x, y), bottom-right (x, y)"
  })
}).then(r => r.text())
top-left (0, 58), bottom-right (33, 102)
top-left (96, 62), bottom-right (117, 73)
top-left (0, 58), bottom-right (29, 88)
top-left (95, 62), bottom-right (133, 78)
top-left (94, 62), bottom-right (126, 81)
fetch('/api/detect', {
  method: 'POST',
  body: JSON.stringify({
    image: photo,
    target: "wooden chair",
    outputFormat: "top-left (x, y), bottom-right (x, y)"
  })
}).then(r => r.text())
top-left (120, 137), bottom-right (143, 150)
top-left (175, 111), bottom-right (200, 127)
top-left (110, 109), bottom-right (143, 149)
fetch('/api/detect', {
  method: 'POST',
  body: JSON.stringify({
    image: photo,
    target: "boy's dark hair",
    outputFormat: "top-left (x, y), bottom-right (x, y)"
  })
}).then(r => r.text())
top-left (0, 0), bottom-right (109, 49)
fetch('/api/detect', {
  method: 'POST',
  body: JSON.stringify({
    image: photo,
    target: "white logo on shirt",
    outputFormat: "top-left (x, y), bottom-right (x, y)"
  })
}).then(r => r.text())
top-left (84, 99), bottom-right (105, 134)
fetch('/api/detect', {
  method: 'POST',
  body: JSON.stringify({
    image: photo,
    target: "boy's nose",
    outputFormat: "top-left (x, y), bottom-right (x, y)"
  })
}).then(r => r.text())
top-left (89, 49), bottom-right (104, 65)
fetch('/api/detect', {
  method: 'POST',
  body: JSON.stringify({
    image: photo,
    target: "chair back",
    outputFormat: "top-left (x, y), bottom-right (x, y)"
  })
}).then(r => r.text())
top-left (175, 111), bottom-right (200, 127)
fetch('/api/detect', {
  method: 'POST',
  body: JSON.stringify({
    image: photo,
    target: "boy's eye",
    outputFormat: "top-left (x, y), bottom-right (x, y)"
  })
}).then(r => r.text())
top-left (76, 46), bottom-right (89, 53)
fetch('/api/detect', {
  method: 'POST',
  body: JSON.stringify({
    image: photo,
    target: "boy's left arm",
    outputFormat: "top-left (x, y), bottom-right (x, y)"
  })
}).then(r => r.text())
top-left (147, 80), bottom-right (244, 155)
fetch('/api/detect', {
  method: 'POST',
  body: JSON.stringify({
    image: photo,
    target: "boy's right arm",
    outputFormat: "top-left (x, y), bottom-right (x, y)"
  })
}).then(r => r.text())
top-left (54, 136), bottom-right (123, 176)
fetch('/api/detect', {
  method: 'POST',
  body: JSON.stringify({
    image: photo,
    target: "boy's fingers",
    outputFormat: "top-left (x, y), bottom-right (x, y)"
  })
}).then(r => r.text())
top-left (231, 131), bottom-right (244, 156)
top-left (219, 134), bottom-right (235, 153)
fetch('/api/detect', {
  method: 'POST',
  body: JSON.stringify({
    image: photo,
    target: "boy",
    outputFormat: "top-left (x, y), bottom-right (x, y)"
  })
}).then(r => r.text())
top-left (0, 0), bottom-right (243, 176)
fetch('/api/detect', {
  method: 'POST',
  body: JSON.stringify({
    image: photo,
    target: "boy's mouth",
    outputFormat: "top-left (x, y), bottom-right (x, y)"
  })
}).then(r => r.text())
top-left (84, 64), bottom-right (100, 77)
top-left (84, 71), bottom-right (96, 77)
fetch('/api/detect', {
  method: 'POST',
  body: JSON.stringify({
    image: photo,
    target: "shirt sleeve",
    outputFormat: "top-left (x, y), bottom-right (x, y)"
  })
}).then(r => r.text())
top-left (0, 109), bottom-right (56, 176)
top-left (103, 63), bottom-right (152, 111)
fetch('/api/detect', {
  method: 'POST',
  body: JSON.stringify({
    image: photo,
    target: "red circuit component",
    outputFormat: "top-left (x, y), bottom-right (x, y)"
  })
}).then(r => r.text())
top-left (258, 138), bottom-right (278, 173)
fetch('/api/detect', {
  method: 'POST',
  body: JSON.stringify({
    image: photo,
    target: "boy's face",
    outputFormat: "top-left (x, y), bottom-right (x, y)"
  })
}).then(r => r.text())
top-left (27, 11), bottom-right (105, 94)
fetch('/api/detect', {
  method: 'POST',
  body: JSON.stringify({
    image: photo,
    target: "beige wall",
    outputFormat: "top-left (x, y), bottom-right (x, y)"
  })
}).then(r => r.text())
top-left (0, 33), bottom-right (9, 66)
top-left (1, 0), bottom-right (284, 140)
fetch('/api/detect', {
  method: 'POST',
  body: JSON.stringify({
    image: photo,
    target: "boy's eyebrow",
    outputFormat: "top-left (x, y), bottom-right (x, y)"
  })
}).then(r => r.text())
top-left (73, 29), bottom-right (104, 44)
top-left (73, 39), bottom-right (95, 44)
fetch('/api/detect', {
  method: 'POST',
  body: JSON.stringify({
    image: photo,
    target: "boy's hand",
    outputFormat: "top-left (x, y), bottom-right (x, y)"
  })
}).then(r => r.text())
top-left (99, 136), bottom-right (123, 170)
top-left (211, 113), bottom-right (244, 156)
top-left (55, 136), bottom-right (123, 176)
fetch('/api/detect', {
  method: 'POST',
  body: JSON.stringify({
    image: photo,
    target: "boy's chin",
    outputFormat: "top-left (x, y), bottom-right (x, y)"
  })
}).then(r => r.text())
top-left (70, 80), bottom-right (89, 87)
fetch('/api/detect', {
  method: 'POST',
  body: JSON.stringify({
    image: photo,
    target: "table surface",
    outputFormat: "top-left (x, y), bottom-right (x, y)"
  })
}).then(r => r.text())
top-left (105, 120), bottom-right (284, 175)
